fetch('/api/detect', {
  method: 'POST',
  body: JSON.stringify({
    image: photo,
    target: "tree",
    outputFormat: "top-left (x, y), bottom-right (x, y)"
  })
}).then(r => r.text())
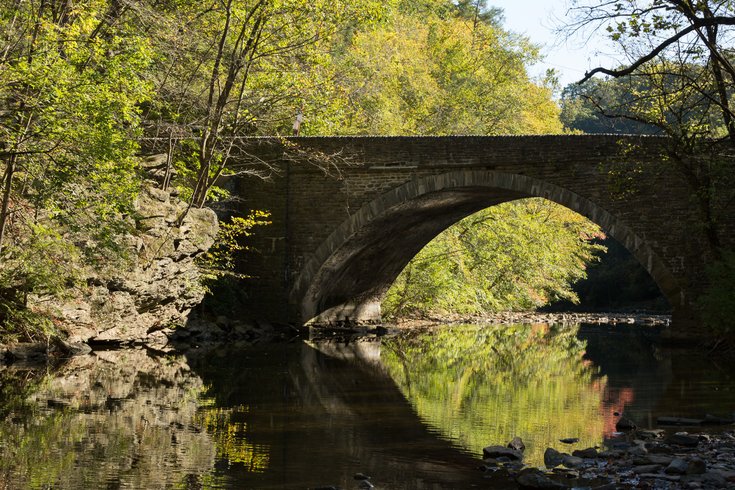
top-left (560, 79), bottom-right (660, 134)
top-left (307, 1), bottom-right (561, 135)
top-left (565, 0), bottom-right (735, 254)
top-left (141, 0), bottom-right (383, 213)
top-left (382, 199), bottom-right (605, 318)
top-left (0, 0), bottom-right (152, 338)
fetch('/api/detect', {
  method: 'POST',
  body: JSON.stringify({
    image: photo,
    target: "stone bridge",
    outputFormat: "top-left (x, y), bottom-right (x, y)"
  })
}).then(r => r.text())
top-left (222, 135), bottom-right (732, 333)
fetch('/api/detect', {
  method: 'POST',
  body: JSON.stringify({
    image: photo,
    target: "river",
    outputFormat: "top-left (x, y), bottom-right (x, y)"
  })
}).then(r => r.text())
top-left (0, 323), bottom-right (733, 488)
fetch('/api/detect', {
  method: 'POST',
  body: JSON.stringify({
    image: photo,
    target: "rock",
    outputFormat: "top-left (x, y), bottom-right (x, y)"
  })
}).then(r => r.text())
top-left (633, 464), bottom-right (662, 474)
top-left (559, 437), bottom-right (579, 444)
top-left (515, 468), bottom-right (565, 489)
top-left (572, 447), bottom-right (598, 458)
top-left (686, 458), bottom-right (706, 475)
top-left (508, 437), bottom-right (526, 453)
top-left (615, 417), bottom-right (637, 431)
top-left (643, 454), bottom-right (674, 466)
top-left (483, 445), bottom-right (523, 461)
top-left (638, 429), bottom-right (666, 439)
top-left (52, 338), bottom-right (92, 357)
top-left (639, 473), bottom-right (681, 482)
top-left (544, 448), bottom-right (564, 468)
top-left (667, 433), bottom-right (700, 447)
top-left (697, 471), bottom-right (727, 486)
top-left (561, 455), bottom-right (584, 468)
top-left (6, 343), bottom-right (47, 361)
top-left (664, 458), bottom-right (689, 475)
top-left (36, 184), bottom-right (219, 345)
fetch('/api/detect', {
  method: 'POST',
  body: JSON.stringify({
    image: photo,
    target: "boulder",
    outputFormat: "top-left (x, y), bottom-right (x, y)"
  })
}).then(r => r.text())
top-left (665, 458), bottom-right (688, 475)
top-left (561, 455), bottom-right (585, 468)
top-left (687, 458), bottom-right (706, 475)
top-left (615, 417), bottom-right (637, 431)
top-left (572, 447), bottom-right (598, 458)
top-left (483, 445), bottom-right (523, 461)
top-left (508, 437), bottom-right (526, 453)
top-left (667, 433), bottom-right (700, 447)
top-left (544, 448), bottom-right (564, 469)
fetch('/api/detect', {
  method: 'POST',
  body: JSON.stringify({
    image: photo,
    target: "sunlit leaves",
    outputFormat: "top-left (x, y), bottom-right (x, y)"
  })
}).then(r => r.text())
top-left (383, 199), bottom-right (605, 317)
top-left (308, 4), bottom-right (562, 136)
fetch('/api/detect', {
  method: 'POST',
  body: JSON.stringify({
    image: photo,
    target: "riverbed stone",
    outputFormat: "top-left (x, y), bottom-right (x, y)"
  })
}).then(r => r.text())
top-left (638, 429), bottom-right (666, 439)
top-left (483, 445), bottom-right (523, 461)
top-left (515, 468), bottom-right (565, 489)
top-left (668, 433), bottom-right (700, 447)
top-left (561, 455), bottom-right (585, 468)
top-left (640, 473), bottom-right (681, 482)
top-left (544, 448), bottom-right (564, 468)
top-left (616, 417), bottom-right (637, 431)
top-left (508, 437), bottom-right (526, 453)
top-left (572, 447), bottom-right (598, 458)
top-left (633, 464), bottom-right (663, 474)
top-left (686, 458), bottom-right (706, 475)
top-left (641, 454), bottom-right (674, 466)
top-left (665, 458), bottom-right (689, 474)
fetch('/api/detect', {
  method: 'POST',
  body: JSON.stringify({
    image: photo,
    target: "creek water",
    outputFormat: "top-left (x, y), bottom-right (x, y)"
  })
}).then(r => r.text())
top-left (1, 323), bottom-right (734, 489)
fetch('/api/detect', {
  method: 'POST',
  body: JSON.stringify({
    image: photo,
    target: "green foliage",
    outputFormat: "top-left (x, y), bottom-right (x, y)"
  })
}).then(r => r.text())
top-left (305, 3), bottom-right (562, 135)
top-left (382, 323), bottom-right (607, 465)
top-left (143, 0), bottom-right (386, 207)
top-left (698, 250), bottom-right (735, 336)
top-left (560, 79), bottom-right (660, 134)
top-left (567, 1), bottom-right (735, 253)
top-left (0, 0), bottom-right (152, 341)
top-left (198, 211), bottom-right (272, 278)
top-left (383, 199), bottom-right (605, 318)
top-left (383, 198), bottom-right (604, 316)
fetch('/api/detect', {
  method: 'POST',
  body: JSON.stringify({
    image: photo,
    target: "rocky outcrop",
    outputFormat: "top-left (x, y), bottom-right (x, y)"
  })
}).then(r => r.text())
top-left (43, 183), bottom-right (218, 345)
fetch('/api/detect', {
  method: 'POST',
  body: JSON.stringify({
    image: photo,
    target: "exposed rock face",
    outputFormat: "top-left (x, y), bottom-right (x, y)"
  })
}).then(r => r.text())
top-left (46, 184), bottom-right (218, 344)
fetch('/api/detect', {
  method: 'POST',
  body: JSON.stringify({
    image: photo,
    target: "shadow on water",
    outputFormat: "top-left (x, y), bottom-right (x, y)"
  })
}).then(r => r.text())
top-left (183, 339), bottom-right (486, 489)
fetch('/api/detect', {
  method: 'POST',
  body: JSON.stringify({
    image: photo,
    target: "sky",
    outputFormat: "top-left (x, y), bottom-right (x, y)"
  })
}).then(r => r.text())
top-left (493, 0), bottom-right (620, 87)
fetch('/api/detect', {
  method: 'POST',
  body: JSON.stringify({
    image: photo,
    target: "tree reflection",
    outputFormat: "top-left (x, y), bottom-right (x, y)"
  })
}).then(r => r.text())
top-left (382, 323), bottom-right (608, 465)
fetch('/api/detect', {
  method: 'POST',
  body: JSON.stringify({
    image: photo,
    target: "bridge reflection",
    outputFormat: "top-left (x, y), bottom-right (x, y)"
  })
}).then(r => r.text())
top-left (186, 338), bottom-right (489, 489)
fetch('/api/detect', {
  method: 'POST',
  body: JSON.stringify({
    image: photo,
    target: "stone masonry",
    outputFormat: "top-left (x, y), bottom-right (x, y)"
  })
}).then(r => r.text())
top-left (224, 135), bottom-right (734, 336)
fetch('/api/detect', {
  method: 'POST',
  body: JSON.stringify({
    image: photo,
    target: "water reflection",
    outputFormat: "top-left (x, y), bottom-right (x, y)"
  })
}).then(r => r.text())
top-left (0, 324), bottom-right (734, 489)
top-left (0, 349), bottom-right (218, 488)
top-left (381, 323), bottom-right (607, 465)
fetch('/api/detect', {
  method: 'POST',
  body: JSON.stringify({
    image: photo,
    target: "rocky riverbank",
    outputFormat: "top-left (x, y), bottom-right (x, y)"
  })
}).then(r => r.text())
top-left (480, 425), bottom-right (735, 489)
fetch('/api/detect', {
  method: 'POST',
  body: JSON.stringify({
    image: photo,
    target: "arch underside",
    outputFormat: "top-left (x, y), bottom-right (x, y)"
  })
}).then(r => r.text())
top-left (295, 171), bottom-right (681, 325)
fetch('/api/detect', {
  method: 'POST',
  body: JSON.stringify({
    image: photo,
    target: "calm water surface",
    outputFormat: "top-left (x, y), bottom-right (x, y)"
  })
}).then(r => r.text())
top-left (1, 323), bottom-right (734, 489)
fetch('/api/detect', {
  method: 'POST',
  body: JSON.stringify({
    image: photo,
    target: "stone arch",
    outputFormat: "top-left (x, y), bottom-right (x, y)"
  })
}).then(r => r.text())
top-left (293, 170), bottom-right (681, 324)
